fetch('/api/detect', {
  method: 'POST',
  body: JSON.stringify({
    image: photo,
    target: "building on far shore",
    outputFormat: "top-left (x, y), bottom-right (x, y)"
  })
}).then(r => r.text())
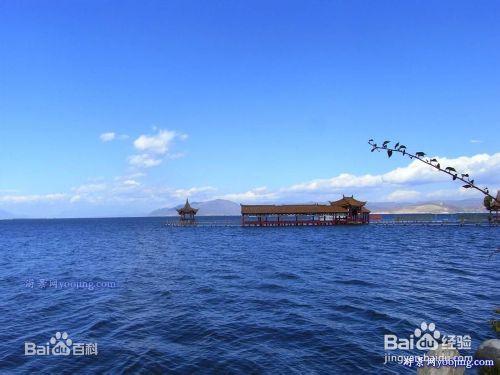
top-left (177, 199), bottom-right (198, 225)
top-left (241, 195), bottom-right (370, 227)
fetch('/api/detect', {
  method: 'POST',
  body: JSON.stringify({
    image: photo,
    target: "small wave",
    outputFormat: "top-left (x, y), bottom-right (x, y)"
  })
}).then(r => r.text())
top-left (333, 304), bottom-right (393, 321)
top-left (255, 283), bottom-right (287, 292)
top-left (273, 271), bottom-right (302, 281)
top-left (440, 267), bottom-right (476, 276)
top-left (196, 286), bottom-right (215, 294)
top-left (217, 274), bottom-right (241, 280)
top-left (336, 279), bottom-right (377, 287)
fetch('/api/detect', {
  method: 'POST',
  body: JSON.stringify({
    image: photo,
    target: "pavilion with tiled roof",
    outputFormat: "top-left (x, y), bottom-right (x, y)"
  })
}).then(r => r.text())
top-left (177, 199), bottom-right (198, 225)
top-left (240, 195), bottom-right (370, 227)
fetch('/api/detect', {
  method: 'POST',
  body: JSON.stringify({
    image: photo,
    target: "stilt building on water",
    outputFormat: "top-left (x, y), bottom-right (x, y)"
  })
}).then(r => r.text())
top-left (241, 195), bottom-right (370, 227)
top-left (177, 199), bottom-right (198, 225)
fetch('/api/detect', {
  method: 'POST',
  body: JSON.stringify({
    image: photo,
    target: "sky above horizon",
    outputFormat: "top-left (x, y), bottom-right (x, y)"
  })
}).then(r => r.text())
top-left (1, 1), bottom-right (499, 217)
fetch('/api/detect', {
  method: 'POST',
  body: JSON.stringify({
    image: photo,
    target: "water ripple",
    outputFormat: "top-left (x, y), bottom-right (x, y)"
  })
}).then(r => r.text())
top-left (0, 217), bottom-right (498, 373)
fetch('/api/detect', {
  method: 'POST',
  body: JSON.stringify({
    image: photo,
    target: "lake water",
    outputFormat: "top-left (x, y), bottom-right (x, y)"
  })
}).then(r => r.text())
top-left (0, 217), bottom-right (498, 373)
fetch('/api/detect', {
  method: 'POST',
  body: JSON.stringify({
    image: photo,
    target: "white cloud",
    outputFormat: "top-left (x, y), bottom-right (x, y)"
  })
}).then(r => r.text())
top-left (72, 183), bottom-right (107, 194)
top-left (287, 173), bottom-right (382, 192)
top-left (128, 154), bottom-right (162, 168)
top-left (129, 129), bottom-right (188, 168)
top-left (0, 193), bottom-right (67, 203)
top-left (116, 172), bottom-right (146, 180)
top-left (100, 132), bottom-right (129, 142)
top-left (68, 178), bottom-right (146, 205)
top-left (222, 152), bottom-right (500, 203)
top-left (381, 153), bottom-right (500, 185)
top-left (386, 190), bottom-right (421, 202)
top-left (100, 132), bottom-right (116, 142)
top-left (64, 182), bottom-right (217, 208)
top-left (425, 187), bottom-right (482, 199)
top-left (171, 186), bottom-right (216, 199)
top-left (283, 153), bottom-right (500, 194)
top-left (67, 183), bottom-right (109, 204)
top-left (133, 129), bottom-right (178, 154)
top-left (470, 139), bottom-right (483, 144)
top-left (218, 187), bottom-right (278, 202)
top-left (123, 179), bottom-right (140, 187)
top-left (70, 195), bottom-right (82, 203)
top-left (4, 152), bottom-right (498, 215)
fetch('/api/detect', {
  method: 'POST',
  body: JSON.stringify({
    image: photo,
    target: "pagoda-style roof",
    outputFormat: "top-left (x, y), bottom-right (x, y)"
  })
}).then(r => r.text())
top-left (329, 195), bottom-right (367, 207)
top-left (242, 204), bottom-right (341, 215)
top-left (241, 199), bottom-right (370, 215)
top-left (176, 199), bottom-right (198, 214)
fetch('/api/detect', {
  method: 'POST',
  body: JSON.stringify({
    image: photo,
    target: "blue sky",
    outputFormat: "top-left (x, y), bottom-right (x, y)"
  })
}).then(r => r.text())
top-left (0, 1), bottom-right (499, 217)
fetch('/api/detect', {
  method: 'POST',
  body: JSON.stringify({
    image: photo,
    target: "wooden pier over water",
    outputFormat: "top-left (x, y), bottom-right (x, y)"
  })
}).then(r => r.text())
top-left (241, 196), bottom-right (370, 227)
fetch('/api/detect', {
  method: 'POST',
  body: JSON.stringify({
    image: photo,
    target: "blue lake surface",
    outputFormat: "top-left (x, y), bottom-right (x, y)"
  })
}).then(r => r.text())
top-left (0, 217), bottom-right (498, 373)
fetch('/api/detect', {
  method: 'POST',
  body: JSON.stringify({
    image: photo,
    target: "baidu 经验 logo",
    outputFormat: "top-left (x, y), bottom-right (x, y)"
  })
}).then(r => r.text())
top-left (384, 321), bottom-right (471, 351)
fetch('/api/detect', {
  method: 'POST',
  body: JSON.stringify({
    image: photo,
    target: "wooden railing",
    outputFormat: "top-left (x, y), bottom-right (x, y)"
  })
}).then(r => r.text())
top-left (241, 216), bottom-right (369, 226)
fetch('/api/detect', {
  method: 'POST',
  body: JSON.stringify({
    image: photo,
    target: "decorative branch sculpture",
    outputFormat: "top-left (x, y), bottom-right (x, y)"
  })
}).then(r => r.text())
top-left (367, 139), bottom-right (496, 203)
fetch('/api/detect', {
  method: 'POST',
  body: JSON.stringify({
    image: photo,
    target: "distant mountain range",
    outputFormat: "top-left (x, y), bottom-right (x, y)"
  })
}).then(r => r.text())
top-left (367, 199), bottom-right (485, 214)
top-left (0, 208), bottom-right (17, 220)
top-left (149, 198), bottom-right (488, 216)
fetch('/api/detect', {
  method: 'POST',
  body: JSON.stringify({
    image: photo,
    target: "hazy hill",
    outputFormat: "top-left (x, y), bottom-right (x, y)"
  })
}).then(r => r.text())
top-left (150, 199), bottom-right (241, 216)
top-left (367, 199), bottom-right (485, 214)
top-left (0, 208), bottom-right (17, 219)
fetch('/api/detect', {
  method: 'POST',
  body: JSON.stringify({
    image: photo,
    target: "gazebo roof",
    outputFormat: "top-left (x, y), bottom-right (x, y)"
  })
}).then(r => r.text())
top-left (329, 195), bottom-right (367, 207)
top-left (177, 199), bottom-right (198, 214)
